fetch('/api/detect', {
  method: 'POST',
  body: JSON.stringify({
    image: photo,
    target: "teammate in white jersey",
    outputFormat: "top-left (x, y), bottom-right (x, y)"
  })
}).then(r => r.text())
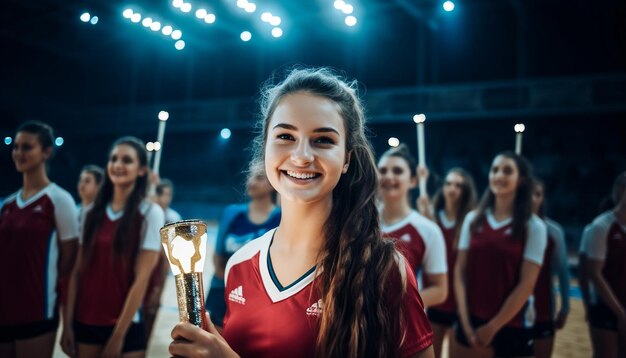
top-left (0, 121), bottom-right (79, 358)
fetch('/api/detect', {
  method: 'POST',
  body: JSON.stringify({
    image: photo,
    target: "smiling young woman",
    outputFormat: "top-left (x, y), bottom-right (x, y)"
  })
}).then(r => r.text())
top-left (453, 152), bottom-right (547, 358)
top-left (168, 68), bottom-right (435, 358)
top-left (62, 137), bottom-right (164, 358)
top-left (0, 121), bottom-right (79, 358)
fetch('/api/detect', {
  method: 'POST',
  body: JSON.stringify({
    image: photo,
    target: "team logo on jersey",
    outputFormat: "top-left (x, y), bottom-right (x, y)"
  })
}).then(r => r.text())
top-left (504, 228), bottom-right (513, 235)
top-left (32, 205), bottom-right (44, 213)
top-left (306, 299), bottom-right (323, 316)
top-left (400, 234), bottom-right (411, 242)
top-left (228, 286), bottom-right (246, 305)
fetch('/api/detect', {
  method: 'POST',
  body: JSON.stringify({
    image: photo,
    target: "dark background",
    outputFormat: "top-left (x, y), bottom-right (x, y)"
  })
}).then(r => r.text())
top-left (1, 0), bottom-right (625, 248)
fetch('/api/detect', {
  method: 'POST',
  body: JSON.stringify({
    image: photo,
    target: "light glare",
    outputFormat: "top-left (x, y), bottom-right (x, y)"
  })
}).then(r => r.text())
top-left (261, 12), bottom-right (272, 22)
top-left (345, 15), bottom-right (357, 26)
top-left (175, 40), bottom-right (185, 50)
top-left (195, 9), bottom-right (207, 18)
top-left (443, 1), bottom-right (455, 12)
top-left (388, 137), bottom-right (400, 147)
top-left (271, 27), bottom-right (283, 38)
top-left (171, 29), bottom-right (182, 40)
top-left (269, 16), bottom-right (281, 26)
top-left (80, 13), bottom-right (91, 22)
top-left (204, 14), bottom-right (216, 23)
top-left (162, 25), bottom-right (173, 35)
top-left (150, 21), bottom-right (161, 31)
top-left (240, 31), bottom-right (252, 41)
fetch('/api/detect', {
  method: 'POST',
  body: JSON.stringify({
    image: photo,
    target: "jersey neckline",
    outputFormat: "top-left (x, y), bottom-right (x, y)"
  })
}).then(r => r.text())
top-left (15, 183), bottom-right (54, 209)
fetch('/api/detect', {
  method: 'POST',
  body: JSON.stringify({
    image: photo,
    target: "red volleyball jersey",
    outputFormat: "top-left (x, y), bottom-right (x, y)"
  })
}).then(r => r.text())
top-left (0, 184), bottom-right (79, 325)
top-left (75, 201), bottom-right (163, 325)
top-left (381, 211), bottom-right (447, 282)
top-left (223, 229), bottom-right (433, 357)
top-left (430, 210), bottom-right (458, 313)
top-left (586, 211), bottom-right (626, 308)
top-left (459, 210), bottom-right (547, 328)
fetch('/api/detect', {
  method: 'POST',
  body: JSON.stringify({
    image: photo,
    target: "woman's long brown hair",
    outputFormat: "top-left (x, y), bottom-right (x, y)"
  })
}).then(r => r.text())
top-left (251, 67), bottom-right (407, 357)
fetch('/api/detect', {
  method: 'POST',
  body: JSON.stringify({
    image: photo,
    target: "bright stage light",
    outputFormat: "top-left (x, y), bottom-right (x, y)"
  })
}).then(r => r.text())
top-left (90, 16), bottom-right (98, 25)
top-left (171, 29), bottom-right (182, 40)
top-left (245, 3), bottom-right (256, 13)
top-left (153, 141), bottom-right (162, 151)
top-left (196, 9), bottom-right (207, 19)
top-left (261, 12), bottom-right (272, 22)
top-left (269, 16), bottom-right (281, 26)
top-left (334, 0), bottom-right (346, 10)
top-left (123, 9), bottom-right (133, 18)
top-left (142, 18), bottom-right (153, 27)
top-left (175, 40), bottom-right (185, 50)
top-left (162, 25), bottom-right (173, 35)
top-left (443, 1), bottom-right (455, 12)
top-left (204, 14), bottom-right (216, 23)
top-left (181, 3), bottom-right (192, 12)
top-left (342, 4), bottom-right (353, 14)
top-left (80, 13), bottom-right (91, 22)
top-left (131, 13), bottom-right (142, 23)
top-left (220, 128), bottom-right (231, 139)
top-left (345, 15), bottom-right (357, 26)
top-left (236, 0), bottom-right (247, 8)
top-left (4, 137), bottom-right (12, 145)
top-left (388, 137), bottom-right (400, 147)
top-left (150, 21), bottom-right (162, 31)
top-left (173, 0), bottom-right (184, 8)
top-left (240, 31), bottom-right (252, 41)
top-left (55, 137), bottom-right (64, 147)
top-left (271, 27), bottom-right (282, 38)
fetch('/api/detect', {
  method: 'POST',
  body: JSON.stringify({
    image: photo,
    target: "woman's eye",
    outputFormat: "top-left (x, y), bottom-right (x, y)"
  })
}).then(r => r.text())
top-left (314, 136), bottom-right (335, 145)
top-left (392, 168), bottom-right (404, 175)
top-left (378, 168), bottom-right (387, 175)
top-left (277, 133), bottom-right (293, 141)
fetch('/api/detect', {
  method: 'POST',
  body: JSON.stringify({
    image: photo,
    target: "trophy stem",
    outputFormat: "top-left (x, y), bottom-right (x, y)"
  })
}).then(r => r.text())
top-left (174, 272), bottom-right (208, 330)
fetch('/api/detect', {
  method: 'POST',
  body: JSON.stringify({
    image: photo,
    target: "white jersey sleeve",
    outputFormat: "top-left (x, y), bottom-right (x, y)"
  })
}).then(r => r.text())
top-left (585, 212), bottom-right (614, 261)
top-left (579, 224), bottom-right (593, 254)
top-left (523, 215), bottom-right (548, 265)
top-left (49, 184), bottom-right (80, 241)
top-left (458, 210), bottom-right (477, 251)
top-left (140, 201), bottom-right (165, 252)
top-left (417, 214), bottom-right (447, 274)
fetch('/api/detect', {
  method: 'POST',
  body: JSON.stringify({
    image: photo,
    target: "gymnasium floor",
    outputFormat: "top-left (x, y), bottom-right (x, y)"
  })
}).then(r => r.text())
top-left (53, 225), bottom-right (593, 357)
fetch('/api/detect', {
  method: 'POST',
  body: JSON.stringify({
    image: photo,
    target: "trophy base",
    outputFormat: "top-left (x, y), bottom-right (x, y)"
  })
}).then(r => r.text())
top-left (174, 272), bottom-right (208, 330)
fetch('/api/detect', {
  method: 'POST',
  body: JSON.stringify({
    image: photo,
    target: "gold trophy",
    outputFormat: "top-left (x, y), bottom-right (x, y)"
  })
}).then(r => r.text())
top-left (160, 220), bottom-right (209, 330)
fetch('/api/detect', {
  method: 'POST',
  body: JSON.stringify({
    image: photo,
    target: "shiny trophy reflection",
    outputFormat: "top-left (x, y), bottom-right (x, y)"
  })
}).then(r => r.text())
top-left (160, 220), bottom-right (209, 330)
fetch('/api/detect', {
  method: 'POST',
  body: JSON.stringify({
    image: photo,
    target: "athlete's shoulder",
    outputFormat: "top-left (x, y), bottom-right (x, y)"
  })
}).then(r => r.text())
top-left (46, 183), bottom-right (75, 205)
top-left (529, 214), bottom-right (548, 233)
top-left (590, 210), bottom-right (615, 228)
top-left (225, 228), bottom-right (274, 281)
top-left (409, 210), bottom-right (440, 231)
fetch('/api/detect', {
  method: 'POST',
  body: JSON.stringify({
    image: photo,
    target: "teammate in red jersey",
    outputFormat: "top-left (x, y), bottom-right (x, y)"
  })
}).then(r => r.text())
top-left (584, 172), bottom-right (626, 358)
top-left (377, 144), bottom-right (448, 308)
top-left (453, 152), bottom-right (547, 358)
top-left (530, 179), bottom-right (570, 358)
top-left (61, 137), bottom-right (164, 358)
top-left (169, 68), bottom-right (435, 358)
top-left (418, 167), bottom-right (477, 358)
top-left (0, 121), bottom-right (79, 358)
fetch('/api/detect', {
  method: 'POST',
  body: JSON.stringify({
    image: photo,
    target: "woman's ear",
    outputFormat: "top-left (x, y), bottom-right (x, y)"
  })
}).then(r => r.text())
top-left (342, 151), bottom-right (352, 174)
